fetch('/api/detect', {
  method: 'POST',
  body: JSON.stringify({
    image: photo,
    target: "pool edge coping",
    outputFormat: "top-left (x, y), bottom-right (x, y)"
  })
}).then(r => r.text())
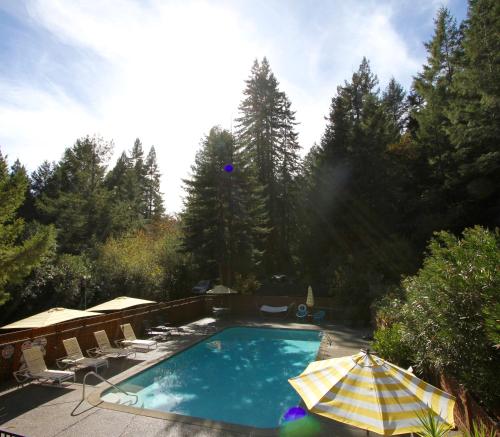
top-left (87, 323), bottom-right (324, 436)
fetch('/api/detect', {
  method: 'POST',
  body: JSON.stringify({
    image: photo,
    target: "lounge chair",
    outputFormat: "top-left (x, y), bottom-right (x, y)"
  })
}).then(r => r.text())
top-left (259, 304), bottom-right (294, 319)
top-left (57, 337), bottom-right (108, 372)
top-left (119, 323), bottom-right (157, 351)
top-left (88, 330), bottom-right (136, 358)
top-left (13, 346), bottom-right (75, 385)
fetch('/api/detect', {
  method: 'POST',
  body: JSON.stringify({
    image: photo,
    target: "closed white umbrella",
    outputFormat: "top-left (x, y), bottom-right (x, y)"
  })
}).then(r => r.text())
top-left (306, 285), bottom-right (315, 308)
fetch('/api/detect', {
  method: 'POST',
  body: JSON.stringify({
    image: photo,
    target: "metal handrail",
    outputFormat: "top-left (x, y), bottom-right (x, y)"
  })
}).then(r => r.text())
top-left (81, 371), bottom-right (138, 405)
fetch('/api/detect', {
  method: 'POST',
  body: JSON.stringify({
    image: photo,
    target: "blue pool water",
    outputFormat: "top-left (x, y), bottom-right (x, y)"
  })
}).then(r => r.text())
top-left (102, 327), bottom-right (322, 428)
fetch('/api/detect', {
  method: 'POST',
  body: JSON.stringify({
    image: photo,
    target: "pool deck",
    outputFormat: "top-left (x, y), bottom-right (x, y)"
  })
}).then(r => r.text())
top-left (0, 317), bottom-right (374, 437)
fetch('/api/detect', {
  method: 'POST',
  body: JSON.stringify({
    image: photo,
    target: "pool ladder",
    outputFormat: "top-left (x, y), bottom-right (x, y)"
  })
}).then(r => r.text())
top-left (81, 371), bottom-right (139, 405)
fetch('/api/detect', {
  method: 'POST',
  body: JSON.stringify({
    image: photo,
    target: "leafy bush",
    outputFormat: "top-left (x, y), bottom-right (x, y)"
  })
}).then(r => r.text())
top-left (372, 293), bottom-right (405, 328)
top-left (3, 251), bottom-right (94, 322)
top-left (373, 322), bottom-right (414, 369)
top-left (94, 218), bottom-right (195, 302)
top-left (400, 226), bottom-right (499, 408)
top-left (234, 273), bottom-right (261, 295)
top-left (462, 422), bottom-right (497, 437)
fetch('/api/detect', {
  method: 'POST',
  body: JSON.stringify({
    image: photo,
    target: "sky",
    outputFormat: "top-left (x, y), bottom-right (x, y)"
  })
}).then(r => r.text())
top-left (0, 0), bottom-right (468, 213)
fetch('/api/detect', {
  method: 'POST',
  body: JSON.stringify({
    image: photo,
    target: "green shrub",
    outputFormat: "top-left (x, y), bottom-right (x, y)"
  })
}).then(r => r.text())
top-left (400, 226), bottom-right (500, 409)
top-left (373, 323), bottom-right (414, 369)
top-left (372, 293), bottom-right (405, 328)
top-left (462, 422), bottom-right (497, 437)
top-left (94, 218), bottom-right (195, 302)
top-left (234, 273), bottom-right (261, 295)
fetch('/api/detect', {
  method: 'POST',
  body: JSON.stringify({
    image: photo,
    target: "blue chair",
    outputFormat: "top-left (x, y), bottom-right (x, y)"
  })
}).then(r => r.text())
top-left (313, 310), bottom-right (326, 325)
top-left (296, 304), bottom-right (308, 320)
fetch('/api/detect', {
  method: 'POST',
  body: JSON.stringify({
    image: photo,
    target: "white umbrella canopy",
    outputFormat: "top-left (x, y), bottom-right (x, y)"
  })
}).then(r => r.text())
top-left (0, 307), bottom-right (102, 329)
top-left (206, 285), bottom-right (238, 295)
top-left (86, 296), bottom-right (156, 312)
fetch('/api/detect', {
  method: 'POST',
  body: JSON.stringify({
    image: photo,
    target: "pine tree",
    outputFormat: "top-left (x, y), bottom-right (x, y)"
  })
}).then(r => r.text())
top-left (182, 127), bottom-right (267, 285)
top-left (130, 138), bottom-right (148, 216)
top-left (300, 58), bottom-right (409, 315)
top-left (105, 151), bottom-right (144, 235)
top-left (144, 147), bottom-right (165, 219)
top-left (236, 58), bottom-right (301, 273)
top-left (447, 0), bottom-right (500, 228)
top-left (36, 136), bottom-right (113, 253)
top-left (411, 7), bottom-right (463, 231)
top-left (0, 150), bottom-right (55, 305)
top-left (382, 78), bottom-right (408, 137)
top-left (275, 93), bottom-right (302, 266)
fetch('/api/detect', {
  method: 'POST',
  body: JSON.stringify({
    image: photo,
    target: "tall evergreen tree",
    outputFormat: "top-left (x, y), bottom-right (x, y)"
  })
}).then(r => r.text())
top-left (144, 147), bottom-right (165, 219)
top-left (411, 7), bottom-right (463, 232)
top-left (0, 150), bottom-right (55, 305)
top-left (130, 138), bottom-right (148, 216)
top-left (236, 58), bottom-right (301, 273)
top-left (182, 127), bottom-right (267, 285)
top-left (105, 151), bottom-right (144, 234)
top-left (382, 78), bottom-right (408, 137)
top-left (447, 0), bottom-right (500, 227)
top-left (36, 136), bottom-right (112, 253)
top-left (300, 58), bottom-right (409, 316)
top-left (275, 93), bottom-right (302, 266)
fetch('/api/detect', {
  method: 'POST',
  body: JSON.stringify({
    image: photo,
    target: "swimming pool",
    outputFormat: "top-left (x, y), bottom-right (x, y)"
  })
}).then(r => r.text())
top-left (101, 327), bottom-right (322, 428)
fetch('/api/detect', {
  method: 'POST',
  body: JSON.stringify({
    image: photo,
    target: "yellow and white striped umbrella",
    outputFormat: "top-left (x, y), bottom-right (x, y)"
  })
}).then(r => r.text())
top-left (289, 350), bottom-right (455, 436)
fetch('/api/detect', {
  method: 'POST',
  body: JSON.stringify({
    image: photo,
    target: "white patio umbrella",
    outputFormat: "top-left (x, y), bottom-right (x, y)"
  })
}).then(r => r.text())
top-left (86, 296), bottom-right (156, 312)
top-left (206, 285), bottom-right (238, 295)
top-left (0, 307), bottom-right (102, 329)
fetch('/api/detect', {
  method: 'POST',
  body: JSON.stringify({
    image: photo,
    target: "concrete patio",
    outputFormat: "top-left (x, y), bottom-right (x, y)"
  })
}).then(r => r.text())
top-left (0, 318), bottom-right (372, 437)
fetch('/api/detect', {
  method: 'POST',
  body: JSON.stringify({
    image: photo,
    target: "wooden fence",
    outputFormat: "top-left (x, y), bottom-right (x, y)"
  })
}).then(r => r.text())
top-left (0, 296), bottom-right (210, 383)
top-left (435, 372), bottom-right (500, 436)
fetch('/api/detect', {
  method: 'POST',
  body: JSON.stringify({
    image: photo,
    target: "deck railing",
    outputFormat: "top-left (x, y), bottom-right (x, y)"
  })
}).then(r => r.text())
top-left (0, 430), bottom-right (26, 437)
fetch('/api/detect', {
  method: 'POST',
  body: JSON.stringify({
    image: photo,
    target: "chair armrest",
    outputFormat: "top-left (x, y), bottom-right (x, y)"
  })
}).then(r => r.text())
top-left (86, 347), bottom-right (102, 357)
top-left (56, 355), bottom-right (73, 369)
top-left (13, 369), bottom-right (31, 384)
top-left (115, 339), bottom-right (126, 348)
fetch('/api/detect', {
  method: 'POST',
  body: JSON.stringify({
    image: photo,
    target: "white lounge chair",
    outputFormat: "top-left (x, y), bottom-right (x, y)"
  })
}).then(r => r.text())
top-left (119, 323), bottom-right (157, 351)
top-left (14, 346), bottom-right (75, 385)
top-left (259, 304), bottom-right (294, 319)
top-left (57, 337), bottom-right (108, 372)
top-left (88, 330), bottom-right (136, 358)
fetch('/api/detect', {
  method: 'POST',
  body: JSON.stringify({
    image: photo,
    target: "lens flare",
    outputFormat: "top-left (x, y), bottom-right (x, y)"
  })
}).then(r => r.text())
top-left (283, 406), bottom-right (306, 422)
top-left (279, 415), bottom-right (322, 437)
top-left (224, 164), bottom-right (234, 172)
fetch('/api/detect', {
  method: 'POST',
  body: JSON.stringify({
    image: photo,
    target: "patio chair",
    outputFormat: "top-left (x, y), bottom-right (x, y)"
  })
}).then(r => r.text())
top-left (57, 337), bottom-right (108, 372)
top-left (88, 330), bottom-right (136, 358)
top-left (259, 303), bottom-right (294, 319)
top-left (13, 346), bottom-right (75, 385)
top-left (313, 310), bottom-right (326, 325)
top-left (119, 323), bottom-right (157, 351)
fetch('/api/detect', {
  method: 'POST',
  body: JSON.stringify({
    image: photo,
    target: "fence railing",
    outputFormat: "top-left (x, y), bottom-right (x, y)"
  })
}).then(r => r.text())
top-left (0, 430), bottom-right (26, 437)
top-left (0, 295), bottom-right (210, 383)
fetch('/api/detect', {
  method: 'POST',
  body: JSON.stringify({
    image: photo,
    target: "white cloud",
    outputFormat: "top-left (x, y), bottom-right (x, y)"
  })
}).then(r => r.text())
top-left (0, 0), bottom-right (435, 212)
